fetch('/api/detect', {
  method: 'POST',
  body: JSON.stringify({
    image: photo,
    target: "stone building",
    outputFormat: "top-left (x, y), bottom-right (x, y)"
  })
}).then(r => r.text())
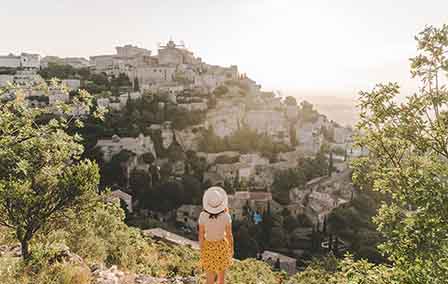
top-left (62, 79), bottom-right (81, 90)
top-left (0, 54), bottom-right (21, 68)
top-left (194, 73), bottom-right (226, 92)
top-left (228, 191), bottom-right (282, 220)
top-left (96, 134), bottom-right (157, 162)
top-left (0, 53), bottom-right (40, 69)
top-left (157, 40), bottom-right (198, 66)
top-left (296, 122), bottom-right (324, 154)
top-left (116, 44), bottom-right (151, 58)
top-left (261, 250), bottom-right (297, 275)
top-left (130, 66), bottom-right (176, 90)
top-left (176, 205), bottom-right (202, 232)
top-left (290, 169), bottom-right (355, 229)
top-left (20, 53), bottom-right (41, 69)
top-left (90, 55), bottom-right (115, 73)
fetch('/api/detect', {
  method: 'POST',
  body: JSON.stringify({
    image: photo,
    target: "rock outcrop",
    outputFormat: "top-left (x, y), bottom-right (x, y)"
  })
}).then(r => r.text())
top-left (93, 265), bottom-right (197, 284)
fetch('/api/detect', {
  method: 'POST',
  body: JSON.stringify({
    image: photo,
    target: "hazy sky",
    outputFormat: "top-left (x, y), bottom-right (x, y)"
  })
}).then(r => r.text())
top-left (1, 0), bottom-right (447, 97)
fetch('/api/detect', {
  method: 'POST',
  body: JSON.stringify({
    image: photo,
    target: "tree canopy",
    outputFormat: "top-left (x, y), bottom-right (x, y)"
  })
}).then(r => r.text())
top-left (0, 83), bottom-right (102, 259)
top-left (353, 24), bottom-right (448, 283)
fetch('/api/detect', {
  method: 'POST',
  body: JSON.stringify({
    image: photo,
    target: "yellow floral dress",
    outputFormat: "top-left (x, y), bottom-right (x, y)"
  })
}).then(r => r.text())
top-left (198, 211), bottom-right (233, 272)
top-left (200, 238), bottom-right (233, 272)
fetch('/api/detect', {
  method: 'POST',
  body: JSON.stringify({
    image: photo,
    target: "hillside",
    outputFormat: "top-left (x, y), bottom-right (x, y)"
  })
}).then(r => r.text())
top-left (0, 201), bottom-right (281, 284)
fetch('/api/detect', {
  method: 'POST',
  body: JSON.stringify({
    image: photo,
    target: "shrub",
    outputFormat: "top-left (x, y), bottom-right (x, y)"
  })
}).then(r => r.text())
top-left (227, 259), bottom-right (281, 284)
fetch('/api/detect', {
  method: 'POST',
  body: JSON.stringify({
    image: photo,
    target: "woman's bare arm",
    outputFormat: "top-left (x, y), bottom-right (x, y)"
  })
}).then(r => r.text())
top-left (198, 224), bottom-right (205, 249)
top-left (225, 223), bottom-right (234, 257)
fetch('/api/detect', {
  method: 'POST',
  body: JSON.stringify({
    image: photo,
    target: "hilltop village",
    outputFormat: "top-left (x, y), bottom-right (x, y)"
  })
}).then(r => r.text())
top-left (0, 41), bottom-right (370, 273)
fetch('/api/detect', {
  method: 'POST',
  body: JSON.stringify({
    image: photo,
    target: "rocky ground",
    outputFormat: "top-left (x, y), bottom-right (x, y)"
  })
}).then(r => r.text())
top-left (93, 265), bottom-right (196, 284)
top-left (0, 244), bottom-right (197, 284)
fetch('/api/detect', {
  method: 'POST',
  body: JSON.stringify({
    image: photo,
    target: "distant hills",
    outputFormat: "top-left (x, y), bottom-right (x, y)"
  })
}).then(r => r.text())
top-left (285, 92), bottom-right (359, 127)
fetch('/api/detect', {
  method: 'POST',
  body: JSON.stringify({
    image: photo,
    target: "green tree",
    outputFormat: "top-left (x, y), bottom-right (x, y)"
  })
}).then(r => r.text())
top-left (133, 77), bottom-right (140, 92)
top-left (0, 84), bottom-right (101, 260)
top-left (353, 25), bottom-right (448, 283)
top-left (328, 150), bottom-right (333, 177)
top-left (182, 175), bottom-right (202, 204)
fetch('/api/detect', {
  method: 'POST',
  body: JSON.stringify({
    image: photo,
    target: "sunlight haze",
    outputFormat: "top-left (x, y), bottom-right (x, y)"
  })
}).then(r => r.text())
top-left (2, 0), bottom-right (447, 97)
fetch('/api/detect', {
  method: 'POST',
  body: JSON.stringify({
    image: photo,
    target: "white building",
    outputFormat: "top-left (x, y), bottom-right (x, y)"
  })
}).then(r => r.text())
top-left (0, 54), bottom-right (21, 68)
top-left (62, 79), bottom-right (81, 90)
top-left (20, 53), bottom-right (41, 69)
top-left (0, 53), bottom-right (40, 69)
top-left (90, 55), bottom-right (115, 72)
top-left (157, 40), bottom-right (197, 66)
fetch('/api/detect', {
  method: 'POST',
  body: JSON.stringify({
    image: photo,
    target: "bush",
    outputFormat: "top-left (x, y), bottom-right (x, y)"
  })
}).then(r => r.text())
top-left (227, 259), bottom-right (281, 284)
top-left (198, 126), bottom-right (292, 155)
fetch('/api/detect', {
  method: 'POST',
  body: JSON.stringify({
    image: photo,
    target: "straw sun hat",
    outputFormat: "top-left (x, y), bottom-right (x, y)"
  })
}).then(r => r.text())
top-left (202, 186), bottom-right (228, 214)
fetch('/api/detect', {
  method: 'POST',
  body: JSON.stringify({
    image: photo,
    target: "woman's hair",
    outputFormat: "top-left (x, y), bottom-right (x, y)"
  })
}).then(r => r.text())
top-left (204, 207), bottom-right (228, 219)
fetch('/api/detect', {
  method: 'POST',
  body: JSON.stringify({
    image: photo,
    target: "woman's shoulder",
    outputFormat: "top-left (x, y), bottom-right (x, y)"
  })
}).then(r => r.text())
top-left (221, 211), bottom-right (232, 223)
top-left (198, 211), bottom-right (208, 223)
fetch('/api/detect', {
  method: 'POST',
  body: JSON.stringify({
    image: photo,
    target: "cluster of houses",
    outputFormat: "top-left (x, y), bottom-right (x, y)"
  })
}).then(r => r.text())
top-left (0, 53), bottom-right (41, 69)
top-left (0, 69), bottom-right (83, 109)
top-left (1, 42), bottom-right (365, 276)
top-left (87, 41), bottom-right (240, 95)
top-left (0, 43), bottom-right (359, 159)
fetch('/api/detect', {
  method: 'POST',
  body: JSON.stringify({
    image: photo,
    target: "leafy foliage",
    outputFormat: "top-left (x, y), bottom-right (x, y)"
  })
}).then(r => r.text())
top-left (199, 126), bottom-right (292, 157)
top-left (288, 256), bottom-right (403, 284)
top-left (352, 24), bottom-right (448, 283)
top-left (39, 63), bottom-right (132, 96)
top-left (0, 83), bottom-right (102, 259)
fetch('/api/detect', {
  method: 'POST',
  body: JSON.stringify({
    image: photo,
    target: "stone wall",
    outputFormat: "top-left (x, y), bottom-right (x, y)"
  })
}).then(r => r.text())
top-left (244, 110), bottom-right (290, 144)
top-left (205, 102), bottom-right (245, 138)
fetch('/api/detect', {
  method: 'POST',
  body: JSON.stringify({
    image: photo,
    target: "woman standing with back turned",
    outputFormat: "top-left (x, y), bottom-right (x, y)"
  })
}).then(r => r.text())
top-left (198, 186), bottom-right (234, 284)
